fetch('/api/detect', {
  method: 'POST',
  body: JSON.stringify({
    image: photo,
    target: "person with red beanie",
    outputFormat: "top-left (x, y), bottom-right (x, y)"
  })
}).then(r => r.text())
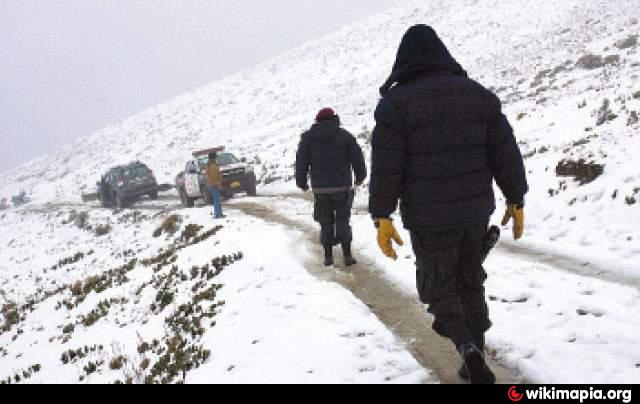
top-left (295, 108), bottom-right (367, 267)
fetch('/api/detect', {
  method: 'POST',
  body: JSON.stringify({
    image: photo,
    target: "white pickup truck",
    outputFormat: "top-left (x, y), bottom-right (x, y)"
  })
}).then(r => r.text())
top-left (175, 147), bottom-right (257, 208)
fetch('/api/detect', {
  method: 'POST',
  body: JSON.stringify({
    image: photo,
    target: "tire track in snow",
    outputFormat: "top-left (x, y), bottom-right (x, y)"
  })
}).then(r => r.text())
top-left (228, 200), bottom-right (522, 385)
top-left (497, 242), bottom-right (640, 290)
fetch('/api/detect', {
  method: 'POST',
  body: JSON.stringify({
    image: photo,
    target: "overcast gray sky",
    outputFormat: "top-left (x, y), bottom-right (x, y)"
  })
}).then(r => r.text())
top-left (0, 0), bottom-right (396, 171)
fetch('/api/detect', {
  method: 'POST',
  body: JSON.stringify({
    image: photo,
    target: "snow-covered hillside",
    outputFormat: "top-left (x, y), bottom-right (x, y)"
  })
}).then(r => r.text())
top-left (1, 0), bottom-right (639, 384)
top-left (1, 0), bottom-right (639, 274)
top-left (0, 205), bottom-right (433, 384)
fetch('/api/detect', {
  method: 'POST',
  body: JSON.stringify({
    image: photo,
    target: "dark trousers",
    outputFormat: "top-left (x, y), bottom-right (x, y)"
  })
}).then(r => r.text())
top-left (313, 190), bottom-right (354, 248)
top-left (410, 223), bottom-right (492, 350)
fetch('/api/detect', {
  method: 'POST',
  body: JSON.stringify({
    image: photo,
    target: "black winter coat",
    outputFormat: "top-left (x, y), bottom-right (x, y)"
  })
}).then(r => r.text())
top-left (296, 118), bottom-right (367, 191)
top-left (369, 25), bottom-right (528, 230)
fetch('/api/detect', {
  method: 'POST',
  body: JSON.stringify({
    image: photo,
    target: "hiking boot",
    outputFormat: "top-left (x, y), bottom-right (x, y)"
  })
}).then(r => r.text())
top-left (324, 246), bottom-right (334, 267)
top-left (460, 333), bottom-right (486, 380)
top-left (459, 365), bottom-right (470, 381)
top-left (459, 343), bottom-right (496, 384)
top-left (342, 242), bottom-right (357, 267)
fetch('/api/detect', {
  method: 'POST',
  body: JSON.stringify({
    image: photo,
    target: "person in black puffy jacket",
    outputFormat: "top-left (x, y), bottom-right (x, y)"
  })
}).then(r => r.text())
top-left (369, 25), bottom-right (529, 384)
top-left (296, 108), bottom-right (367, 267)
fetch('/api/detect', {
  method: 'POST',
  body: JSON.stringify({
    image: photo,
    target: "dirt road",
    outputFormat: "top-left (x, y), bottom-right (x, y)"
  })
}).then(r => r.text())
top-left (228, 200), bottom-right (523, 384)
top-left (262, 192), bottom-right (640, 290)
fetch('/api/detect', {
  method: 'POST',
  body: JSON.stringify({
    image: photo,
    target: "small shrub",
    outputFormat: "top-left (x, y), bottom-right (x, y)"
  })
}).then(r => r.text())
top-left (138, 342), bottom-right (151, 354)
top-left (81, 299), bottom-right (114, 327)
top-left (71, 260), bottom-right (137, 303)
top-left (556, 159), bottom-right (605, 185)
top-left (75, 211), bottom-right (89, 229)
top-left (109, 356), bottom-right (125, 370)
top-left (61, 345), bottom-right (104, 365)
top-left (596, 99), bottom-right (617, 126)
top-left (1, 364), bottom-right (42, 384)
top-left (83, 361), bottom-right (101, 375)
top-left (95, 224), bottom-right (112, 237)
top-left (604, 55), bottom-right (620, 66)
top-left (83, 276), bottom-right (102, 294)
top-left (62, 324), bottom-right (75, 334)
top-left (179, 224), bottom-right (203, 242)
top-left (51, 251), bottom-right (92, 271)
top-left (154, 215), bottom-right (182, 238)
top-left (576, 54), bottom-right (604, 69)
top-left (576, 54), bottom-right (619, 70)
top-left (1, 303), bottom-right (20, 334)
top-left (616, 35), bottom-right (637, 50)
top-left (154, 288), bottom-right (175, 313)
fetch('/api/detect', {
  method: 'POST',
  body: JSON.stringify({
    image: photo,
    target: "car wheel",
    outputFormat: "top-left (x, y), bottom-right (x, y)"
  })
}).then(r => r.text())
top-left (201, 186), bottom-right (212, 205)
top-left (115, 193), bottom-right (126, 210)
top-left (246, 182), bottom-right (257, 197)
top-left (100, 193), bottom-right (110, 208)
top-left (179, 188), bottom-right (195, 208)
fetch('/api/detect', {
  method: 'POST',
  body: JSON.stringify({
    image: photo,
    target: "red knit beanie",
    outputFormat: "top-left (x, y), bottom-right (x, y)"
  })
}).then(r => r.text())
top-left (316, 108), bottom-right (336, 122)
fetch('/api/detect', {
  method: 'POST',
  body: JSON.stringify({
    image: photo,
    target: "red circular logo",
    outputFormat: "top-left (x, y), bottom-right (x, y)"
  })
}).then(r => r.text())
top-left (508, 387), bottom-right (524, 402)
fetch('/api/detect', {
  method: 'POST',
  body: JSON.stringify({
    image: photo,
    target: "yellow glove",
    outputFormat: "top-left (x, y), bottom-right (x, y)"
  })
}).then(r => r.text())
top-left (501, 204), bottom-right (525, 240)
top-left (376, 219), bottom-right (404, 260)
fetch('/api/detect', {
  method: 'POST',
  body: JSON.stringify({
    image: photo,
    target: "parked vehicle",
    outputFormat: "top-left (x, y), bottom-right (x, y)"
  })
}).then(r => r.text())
top-left (97, 162), bottom-right (159, 209)
top-left (175, 147), bottom-right (257, 208)
top-left (0, 197), bottom-right (9, 210)
top-left (11, 191), bottom-right (30, 207)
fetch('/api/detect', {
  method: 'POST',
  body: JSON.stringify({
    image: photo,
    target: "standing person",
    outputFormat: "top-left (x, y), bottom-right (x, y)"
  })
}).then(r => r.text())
top-left (296, 108), bottom-right (367, 267)
top-left (206, 152), bottom-right (225, 219)
top-left (369, 25), bottom-right (528, 384)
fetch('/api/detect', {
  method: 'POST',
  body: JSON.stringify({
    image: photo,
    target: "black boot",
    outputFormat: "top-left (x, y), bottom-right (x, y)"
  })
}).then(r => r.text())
top-left (459, 334), bottom-right (485, 380)
top-left (324, 246), bottom-right (334, 267)
top-left (459, 343), bottom-right (495, 384)
top-left (342, 242), bottom-right (357, 267)
top-left (458, 364), bottom-right (470, 381)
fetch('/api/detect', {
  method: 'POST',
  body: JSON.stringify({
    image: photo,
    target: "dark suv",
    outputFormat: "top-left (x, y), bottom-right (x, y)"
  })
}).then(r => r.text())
top-left (97, 162), bottom-right (159, 209)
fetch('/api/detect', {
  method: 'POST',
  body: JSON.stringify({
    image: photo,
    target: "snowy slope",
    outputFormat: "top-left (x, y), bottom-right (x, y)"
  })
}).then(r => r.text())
top-left (0, 205), bottom-right (432, 384)
top-left (1, 0), bottom-right (638, 274)
top-left (1, 0), bottom-right (640, 384)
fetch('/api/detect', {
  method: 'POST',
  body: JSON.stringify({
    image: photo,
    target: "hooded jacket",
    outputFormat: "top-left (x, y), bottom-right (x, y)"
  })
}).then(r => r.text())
top-left (296, 116), bottom-right (367, 192)
top-left (369, 25), bottom-right (528, 230)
